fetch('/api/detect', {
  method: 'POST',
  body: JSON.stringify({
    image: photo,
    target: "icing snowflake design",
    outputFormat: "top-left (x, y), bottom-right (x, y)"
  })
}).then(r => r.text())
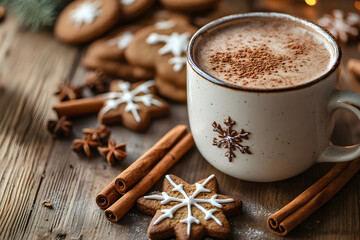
top-left (121, 0), bottom-right (135, 6)
top-left (70, 1), bottom-right (101, 27)
top-left (212, 116), bottom-right (251, 162)
top-left (107, 31), bottom-right (134, 49)
top-left (317, 9), bottom-right (360, 43)
top-left (145, 174), bottom-right (234, 236)
top-left (101, 80), bottom-right (163, 122)
top-left (146, 32), bottom-right (190, 72)
top-left (155, 20), bottom-right (175, 30)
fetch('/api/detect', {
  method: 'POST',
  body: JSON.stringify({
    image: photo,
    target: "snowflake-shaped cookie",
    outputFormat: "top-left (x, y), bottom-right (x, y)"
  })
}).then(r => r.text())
top-left (98, 80), bottom-right (169, 131)
top-left (70, 1), bottom-right (101, 26)
top-left (146, 32), bottom-right (190, 72)
top-left (317, 9), bottom-right (360, 43)
top-left (212, 116), bottom-right (251, 162)
top-left (137, 174), bottom-right (242, 240)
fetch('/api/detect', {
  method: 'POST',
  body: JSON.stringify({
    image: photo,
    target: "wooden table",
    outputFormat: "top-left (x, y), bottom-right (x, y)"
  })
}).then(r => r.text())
top-left (0, 0), bottom-right (359, 239)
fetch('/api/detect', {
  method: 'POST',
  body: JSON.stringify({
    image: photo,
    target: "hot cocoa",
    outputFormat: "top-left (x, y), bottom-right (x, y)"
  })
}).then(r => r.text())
top-left (195, 18), bottom-right (335, 89)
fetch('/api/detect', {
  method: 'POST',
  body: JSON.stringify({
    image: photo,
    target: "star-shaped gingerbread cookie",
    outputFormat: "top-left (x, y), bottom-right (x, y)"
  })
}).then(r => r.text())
top-left (98, 80), bottom-right (169, 131)
top-left (125, 22), bottom-right (198, 102)
top-left (137, 174), bottom-right (242, 240)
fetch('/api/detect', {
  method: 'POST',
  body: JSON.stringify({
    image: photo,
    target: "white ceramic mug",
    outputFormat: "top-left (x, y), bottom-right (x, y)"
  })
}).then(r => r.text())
top-left (187, 13), bottom-right (360, 182)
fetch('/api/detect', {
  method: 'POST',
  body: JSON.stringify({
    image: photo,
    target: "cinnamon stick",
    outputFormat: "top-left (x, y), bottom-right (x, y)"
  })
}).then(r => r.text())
top-left (268, 158), bottom-right (360, 236)
top-left (53, 97), bottom-right (104, 118)
top-left (96, 179), bottom-right (121, 209)
top-left (105, 132), bottom-right (194, 222)
top-left (114, 125), bottom-right (188, 194)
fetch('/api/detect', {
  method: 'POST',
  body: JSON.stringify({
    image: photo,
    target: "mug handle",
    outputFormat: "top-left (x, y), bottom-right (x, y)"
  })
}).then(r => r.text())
top-left (318, 90), bottom-right (360, 162)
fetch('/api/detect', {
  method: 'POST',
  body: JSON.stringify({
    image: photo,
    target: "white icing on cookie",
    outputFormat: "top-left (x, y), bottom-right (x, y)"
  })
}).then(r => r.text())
top-left (101, 80), bottom-right (162, 122)
top-left (155, 20), bottom-right (175, 30)
top-left (121, 0), bottom-right (135, 6)
top-left (70, 1), bottom-right (101, 27)
top-left (146, 32), bottom-right (190, 71)
top-left (318, 9), bottom-right (360, 42)
top-left (107, 31), bottom-right (134, 49)
top-left (144, 174), bottom-right (234, 236)
top-left (168, 56), bottom-right (187, 72)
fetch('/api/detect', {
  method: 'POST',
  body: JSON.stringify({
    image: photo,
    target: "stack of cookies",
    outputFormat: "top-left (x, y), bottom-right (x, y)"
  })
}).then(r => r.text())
top-left (54, 0), bottom-right (232, 103)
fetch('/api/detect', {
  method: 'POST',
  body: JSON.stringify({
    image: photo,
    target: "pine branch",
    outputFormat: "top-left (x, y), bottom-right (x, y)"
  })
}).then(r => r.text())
top-left (1, 0), bottom-right (72, 30)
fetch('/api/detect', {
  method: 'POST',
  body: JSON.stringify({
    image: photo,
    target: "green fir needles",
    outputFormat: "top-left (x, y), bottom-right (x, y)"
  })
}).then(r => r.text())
top-left (0, 0), bottom-right (72, 30)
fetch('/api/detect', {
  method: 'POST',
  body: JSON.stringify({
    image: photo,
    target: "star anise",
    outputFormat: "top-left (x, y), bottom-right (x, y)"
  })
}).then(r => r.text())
top-left (55, 81), bottom-right (83, 102)
top-left (72, 135), bottom-right (100, 157)
top-left (85, 70), bottom-right (109, 93)
top-left (0, 6), bottom-right (5, 21)
top-left (98, 140), bottom-right (126, 166)
top-left (82, 125), bottom-right (111, 145)
top-left (47, 116), bottom-right (72, 138)
top-left (212, 116), bottom-right (251, 162)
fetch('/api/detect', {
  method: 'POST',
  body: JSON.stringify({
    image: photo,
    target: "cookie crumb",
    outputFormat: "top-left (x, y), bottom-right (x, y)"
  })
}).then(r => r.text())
top-left (42, 200), bottom-right (53, 209)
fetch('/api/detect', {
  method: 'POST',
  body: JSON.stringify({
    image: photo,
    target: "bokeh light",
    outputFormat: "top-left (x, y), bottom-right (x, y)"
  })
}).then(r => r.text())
top-left (305, 0), bottom-right (317, 6)
top-left (355, 1), bottom-right (360, 10)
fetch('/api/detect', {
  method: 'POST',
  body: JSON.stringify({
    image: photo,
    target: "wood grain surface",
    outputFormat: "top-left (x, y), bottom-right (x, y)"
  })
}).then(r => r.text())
top-left (0, 0), bottom-right (359, 239)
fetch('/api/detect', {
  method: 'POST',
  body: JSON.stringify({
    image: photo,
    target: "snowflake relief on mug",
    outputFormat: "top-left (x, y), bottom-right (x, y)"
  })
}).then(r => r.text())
top-left (146, 32), bottom-right (190, 72)
top-left (144, 174), bottom-right (234, 236)
top-left (70, 1), bottom-right (102, 27)
top-left (212, 116), bottom-right (251, 162)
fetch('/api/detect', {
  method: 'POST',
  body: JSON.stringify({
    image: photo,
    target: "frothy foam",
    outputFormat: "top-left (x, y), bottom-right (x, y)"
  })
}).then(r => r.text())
top-left (195, 19), bottom-right (334, 89)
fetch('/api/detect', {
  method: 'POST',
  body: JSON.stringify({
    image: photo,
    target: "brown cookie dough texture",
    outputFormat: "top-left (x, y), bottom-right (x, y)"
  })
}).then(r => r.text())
top-left (140, 10), bottom-right (191, 26)
top-left (193, 3), bottom-right (234, 27)
top-left (98, 80), bottom-right (169, 131)
top-left (82, 25), bottom-right (153, 80)
top-left (55, 0), bottom-right (120, 44)
top-left (125, 23), bottom-right (197, 102)
top-left (137, 174), bottom-right (242, 240)
top-left (160, 0), bottom-right (220, 12)
top-left (119, 0), bottom-right (155, 21)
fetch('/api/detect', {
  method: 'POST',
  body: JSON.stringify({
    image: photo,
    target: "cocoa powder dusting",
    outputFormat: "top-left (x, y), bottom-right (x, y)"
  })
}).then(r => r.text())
top-left (195, 21), bottom-right (332, 89)
top-left (208, 41), bottom-right (308, 87)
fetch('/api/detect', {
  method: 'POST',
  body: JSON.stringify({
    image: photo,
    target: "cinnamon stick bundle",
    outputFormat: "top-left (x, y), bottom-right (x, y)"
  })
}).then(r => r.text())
top-left (105, 132), bottom-right (194, 222)
top-left (96, 179), bottom-right (121, 209)
top-left (268, 158), bottom-right (360, 236)
top-left (114, 125), bottom-right (188, 194)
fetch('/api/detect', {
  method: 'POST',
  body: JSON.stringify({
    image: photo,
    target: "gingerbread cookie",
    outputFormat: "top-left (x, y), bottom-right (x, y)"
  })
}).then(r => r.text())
top-left (317, 10), bottom-right (360, 44)
top-left (160, 0), bottom-right (219, 12)
top-left (54, 0), bottom-right (121, 44)
top-left (192, 3), bottom-right (233, 27)
top-left (82, 25), bottom-right (153, 80)
top-left (125, 23), bottom-right (197, 102)
top-left (140, 10), bottom-right (191, 28)
top-left (137, 174), bottom-right (242, 240)
top-left (98, 80), bottom-right (169, 131)
top-left (119, 0), bottom-right (155, 21)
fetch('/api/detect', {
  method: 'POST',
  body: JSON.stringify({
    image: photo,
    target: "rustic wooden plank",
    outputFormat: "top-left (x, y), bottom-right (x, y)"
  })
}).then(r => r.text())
top-left (2, 0), bottom-right (360, 239)
top-left (0, 15), bottom-right (79, 239)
